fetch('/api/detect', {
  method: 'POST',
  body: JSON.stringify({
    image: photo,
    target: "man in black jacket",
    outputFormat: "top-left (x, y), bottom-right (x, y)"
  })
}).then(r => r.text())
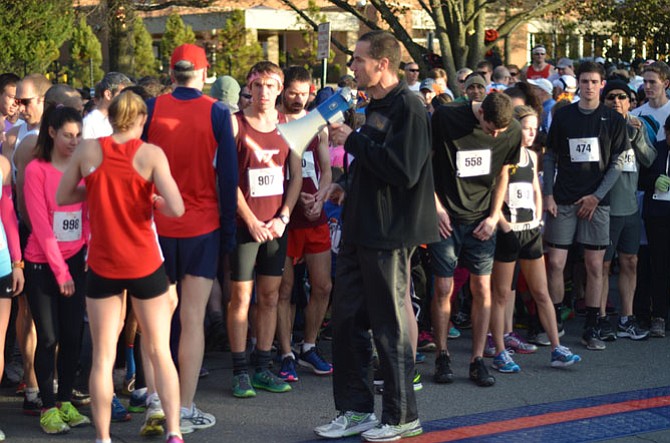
top-left (314, 31), bottom-right (439, 442)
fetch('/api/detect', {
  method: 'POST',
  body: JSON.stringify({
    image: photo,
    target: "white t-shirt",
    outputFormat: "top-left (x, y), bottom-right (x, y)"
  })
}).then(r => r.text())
top-left (407, 82), bottom-right (421, 93)
top-left (631, 99), bottom-right (670, 142)
top-left (82, 109), bottom-right (113, 140)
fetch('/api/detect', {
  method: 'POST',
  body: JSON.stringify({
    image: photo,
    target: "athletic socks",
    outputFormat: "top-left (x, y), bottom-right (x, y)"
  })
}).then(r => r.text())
top-left (232, 352), bottom-right (247, 375)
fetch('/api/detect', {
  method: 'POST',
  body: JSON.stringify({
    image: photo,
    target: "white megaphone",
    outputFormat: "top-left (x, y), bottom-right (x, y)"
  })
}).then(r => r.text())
top-left (278, 87), bottom-right (354, 157)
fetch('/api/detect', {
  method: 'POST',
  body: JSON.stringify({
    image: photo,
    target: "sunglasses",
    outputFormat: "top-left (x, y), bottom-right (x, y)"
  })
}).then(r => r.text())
top-left (477, 71), bottom-right (488, 76)
top-left (15, 97), bottom-right (36, 106)
top-left (606, 93), bottom-right (628, 101)
top-left (407, 69), bottom-right (420, 73)
top-left (509, 71), bottom-right (519, 76)
top-left (240, 93), bottom-right (252, 99)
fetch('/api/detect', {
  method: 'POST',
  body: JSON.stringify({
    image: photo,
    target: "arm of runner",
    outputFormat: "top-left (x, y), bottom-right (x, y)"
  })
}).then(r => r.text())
top-left (14, 133), bottom-right (38, 230)
top-left (592, 117), bottom-right (628, 202)
top-left (434, 192), bottom-right (452, 239)
top-left (150, 144), bottom-right (184, 218)
top-left (542, 149), bottom-right (558, 217)
top-left (326, 182), bottom-right (345, 205)
top-left (473, 164), bottom-right (509, 241)
top-left (530, 150), bottom-right (544, 219)
top-left (632, 121), bottom-right (657, 168)
top-left (215, 106), bottom-right (239, 255)
top-left (237, 187), bottom-right (272, 243)
top-left (56, 141), bottom-right (89, 206)
top-left (267, 149), bottom-right (303, 239)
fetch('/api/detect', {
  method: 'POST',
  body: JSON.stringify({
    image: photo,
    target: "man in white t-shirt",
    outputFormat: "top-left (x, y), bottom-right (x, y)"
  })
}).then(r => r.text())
top-left (631, 61), bottom-right (670, 143)
top-left (82, 72), bottom-right (133, 139)
top-left (404, 62), bottom-right (421, 93)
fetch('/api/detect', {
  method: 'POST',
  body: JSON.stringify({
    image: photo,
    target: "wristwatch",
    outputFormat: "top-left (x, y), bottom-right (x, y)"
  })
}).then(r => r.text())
top-left (278, 214), bottom-right (290, 225)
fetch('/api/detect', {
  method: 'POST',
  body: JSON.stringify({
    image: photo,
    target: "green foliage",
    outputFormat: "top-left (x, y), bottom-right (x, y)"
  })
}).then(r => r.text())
top-left (214, 10), bottom-right (264, 84)
top-left (132, 16), bottom-right (159, 77)
top-left (0, 0), bottom-right (74, 74)
top-left (69, 16), bottom-right (104, 88)
top-left (160, 13), bottom-right (196, 70)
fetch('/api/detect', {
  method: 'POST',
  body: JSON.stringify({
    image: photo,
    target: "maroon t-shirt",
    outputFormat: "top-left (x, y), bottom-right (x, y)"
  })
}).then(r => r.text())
top-left (289, 135), bottom-right (327, 229)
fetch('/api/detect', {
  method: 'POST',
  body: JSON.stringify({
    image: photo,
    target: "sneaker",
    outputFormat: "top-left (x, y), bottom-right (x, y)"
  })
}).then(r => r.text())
top-left (111, 394), bottom-right (131, 422)
top-left (15, 379), bottom-right (26, 396)
top-left (650, 317), bottom-right (666, 338)
top-left (527, 329), bottom-right (551, 346)
top-left (40, 407), bottom-right (70, 434)
top-left (122, 375), bottom-right (135, 396)
top-left (0, 428), bottom-right (4, 440)
top-left (128, 388), bottom-right (148, 413)
top-left (298, 348), bottom-right (333, 375)
top-left (314, 411), bottom-right (379, 438)
top-left (551, 345), bottom-right (582, 368)
top-left (199, 367), bottom-right (210, 378)
top-left (483, 334), bottom-right (496, 358)
top-left (71, 389), bottom-right (91, 407)
top-left (433, 351), bottom-right (454, 384)
top-left (22, 394), bottom-right (43, 416)
top-left (180, 404), bottom-right (215, 434)
top-left (492, 350), bottom-right (520, 373)
top-left (278, 356), bottom-right (299, 382)
top-left (232, 373), bottom-right (257, 398)
top-left (448, 326), bottom-right (461, 339)
top-left (361, 419), bottom-right (423, 442)
top-left (417, 331), bottom-right (436, 351)
top-left (504, 332), bottom-right (538, 354)
top-left (166, 435), bottom-right (184, 443)
top-left (452, 311), bottom-right (471, 329)
top-left (469, 357), bottom-right (495, 387)
top-left (581, 327), bottom-right (606, 351)
top-left (58, 401), bottom-right (90, 427)
top-left (413, 369), bottom-right (422, 391)
top-left (140, 396), bottom-right (165, 437)
top-left (597, 317), bottom-right (617, 341)
top-left (617, 316), bottom-right (650, 340)
top-left (251, 369), bottom-right (292, 393)
top-left (415, 352), bottom-right (426, 364)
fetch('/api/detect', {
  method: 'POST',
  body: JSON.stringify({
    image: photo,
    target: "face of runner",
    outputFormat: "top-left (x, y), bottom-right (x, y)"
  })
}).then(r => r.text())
top-left (642, 71), bottom-right (669, 103)
top-left (603, 88), bottom-right (630, 116)
top-left (49, 121), bottom-right (82, 159)
top-left (577, 72), bottom-right (604, 103)
top-left (0, 84), bottom-right (17, 117)
top-left (350, 40), bottom-right (383, 90)
top-left (250, 75), bottom-right (282, 112)
top-left (479, 117), bottom-right (508, 139)
top-left (519, 114), bottom-right (538, 147)
top-left (466, 84), bottom-right (486, 102)
top-left (16, 81), bottom-right (44, 126)
top-left (282, 80), bottom-right (310, 115)
top-left (404, 63), bottom-right (419, 85)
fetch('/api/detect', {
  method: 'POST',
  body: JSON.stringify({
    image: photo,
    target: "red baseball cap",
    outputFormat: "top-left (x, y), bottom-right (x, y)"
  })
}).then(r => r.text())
top-left (170, 44), bottom-right (209, 70)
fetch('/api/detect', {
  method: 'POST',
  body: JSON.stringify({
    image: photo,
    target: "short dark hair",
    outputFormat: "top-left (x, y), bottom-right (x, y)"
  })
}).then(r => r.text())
top-left (283, 66), bottom-right (311, 90)
top-left (95, 72), bottom-right (133, 98)
top-left (358, 31), bottom-right (401, 70)
top-left (576, 61), bottom-right (606, 81)
top-left (0, 73), bottom-right (19, 95)
top-left (643, 61), bottom-right (670, 82)
top-left (481, 92), bottom-right (513, 129)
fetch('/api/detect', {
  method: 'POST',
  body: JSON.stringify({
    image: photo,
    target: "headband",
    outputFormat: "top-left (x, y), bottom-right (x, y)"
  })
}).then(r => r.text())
top-left (247, 72), bottom-right (283, 89)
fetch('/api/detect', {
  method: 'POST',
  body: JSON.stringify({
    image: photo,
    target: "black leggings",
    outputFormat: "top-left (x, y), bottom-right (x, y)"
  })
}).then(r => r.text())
top-left (645, 217), bottom-right (670, 319)
top-left (26, 248), bottom-right (86, 408)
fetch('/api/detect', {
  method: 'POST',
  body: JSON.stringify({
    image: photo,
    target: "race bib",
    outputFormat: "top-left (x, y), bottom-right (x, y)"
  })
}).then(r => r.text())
top-left (53, 210), bottom-right (82, 242)
top-left (622, 149), bottom-right (637, 173)
top-left (456, 149), bottom-right (491, 178)
top-left (302, 151), bottom-right (319, 189)
top-left (569, 137), bottom-right (600, 162)
top-left (508, 182), bottom-right (534, 209)
top-left (248, 167), bottom-right (284, 197)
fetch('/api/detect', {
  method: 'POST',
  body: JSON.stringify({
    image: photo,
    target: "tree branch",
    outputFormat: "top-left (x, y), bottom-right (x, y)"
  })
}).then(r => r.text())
top-left (133, 0), bottom-right (214, 11)
top-left (279, 0), bottom-right (352, 55)
top-left (495, 0), bottom-right (567, 39)
top-left (327, 0), bottom-right (381, 31)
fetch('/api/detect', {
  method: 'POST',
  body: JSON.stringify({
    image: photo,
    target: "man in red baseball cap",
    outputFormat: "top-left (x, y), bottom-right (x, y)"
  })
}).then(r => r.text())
top-left (143, 43), bottom-right (238, 434)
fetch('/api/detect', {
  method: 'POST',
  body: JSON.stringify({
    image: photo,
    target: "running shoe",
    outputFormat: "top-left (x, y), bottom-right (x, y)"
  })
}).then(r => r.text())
top-left (15, 379), bottom-right (25, 396)
top-left (415, 352), bottom-right (426, 364)
top-left (550, 345), bottom-right (582, 367)
top-left (298, 348), bottom-right (333, 375)
top-left (650, 317), bottom-right (666, 338)
top-left (0, 428), bottom-right (4, 440)
top-left (71, 389), bottom-right (91, 407)
top-left (433, 351), bottom-right (454, 384)
top-left (448, 326), bottom-right (461, 339)
top-left (232, 373), bottom-right (256, 398)
top-left (504, 332), bottom-right (538, 354)
top-left (483, 334), bottom-right (496, 358)
top-left (166, 435), bottom-right (184, 443)
top-left (40, 407), bottom-right (69, 434)
top-left (278, 356), bottom-right (299, 382)
top-left (140, 396), bottom-right (165, 437)
top-left (22, 394), bottom-right (43, 416)
top-left (128, 387), bottom-right (148, 413)
top-left (452, 311), bottom-right (472, 329)
top-left (527, 329), bottom-right (551, 346)
top-left (596, 317), bottom-right (617, 341)
top-left (581, 326), bottom-right (606, 351)
top-left (314, 411), bottom-right (379, 438)
top-left (417, 331), bottom-right (436, 351)
top-left (199, 367), bottom-right (210, 378)
top-left (617, 316), bottom-right (650, 340)
top-left (111, 394), bottom-right (131, 422)
top-left (58, 401), bottom-right (90, 427)
top-left (180, 404), bottom-right (216, 434)
top-left (469, 357), bottom-right (495, 387)
top-left (492, 350), bottom-right (520, 373)
top-left (413, 369), bottom-right (423, 391)
top-left (361, 419), bottom-right (422, 442)
top-left (252, 369), bottom-right (292, 393)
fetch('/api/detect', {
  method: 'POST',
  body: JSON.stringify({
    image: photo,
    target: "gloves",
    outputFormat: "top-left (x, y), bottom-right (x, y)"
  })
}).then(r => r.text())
top-left (655, 174), bottom-right (670, 193)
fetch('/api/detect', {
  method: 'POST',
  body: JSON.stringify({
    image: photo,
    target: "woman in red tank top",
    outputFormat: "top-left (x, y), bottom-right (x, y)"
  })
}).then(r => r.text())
top-left (56, 91), bottom-right (185, 443)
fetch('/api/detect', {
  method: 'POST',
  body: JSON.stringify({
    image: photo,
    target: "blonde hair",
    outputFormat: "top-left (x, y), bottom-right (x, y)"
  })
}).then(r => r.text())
top-left (109, 90), bottom-right (147, 133)
top-left (513, 105), bottom-right (538, 122)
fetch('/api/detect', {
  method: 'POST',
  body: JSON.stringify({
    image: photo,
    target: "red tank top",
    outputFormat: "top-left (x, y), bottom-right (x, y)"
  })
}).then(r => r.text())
top-left (526, 64), bottom-right (553, 79)
top-left (147, 93), bottom-right (219, 238)
top-left (235, 112), bottom-right (290, 226)
top-left (85, 136), bottom-right (163, 279)
top-left (289, 135), bottom-right (327, 229)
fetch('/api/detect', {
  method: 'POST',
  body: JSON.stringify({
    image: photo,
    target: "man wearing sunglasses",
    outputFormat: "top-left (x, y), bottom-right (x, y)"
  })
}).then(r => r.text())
top-left (404, 62), bottom-right (421, 93)
top-left (600, 80), bottom-right (656, 343)
top-left (524, 45), bottom-right (556, 80)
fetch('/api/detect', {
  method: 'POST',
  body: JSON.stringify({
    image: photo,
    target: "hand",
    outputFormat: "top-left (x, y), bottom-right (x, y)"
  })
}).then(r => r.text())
top-left (59, 279), bottom-right (75, 297)
top-left (11, 268), bottom-right (24, 296)
top-left (152, 194), bottom-right (165, 210)
top-left (247, 219), bottom-right (273, 243)
top-left (266, 217), bottom-right (287, 239)
top-left (629, 118), bottom-right (642, 130)
top-left (472, 217), bottom-right (497, 241)
top-left (575, 194), bottom-right (599, 221)
top-left (329, 122), bottom-right (353, 146)
top-left (436, 207), bottom-right (452, 239)
top-left (497, 218), bottom-right (512, 233)
top-left (544, 195), bottom-right (558, 217)
top-left (326, 183), bottom-right (346, 205)
top-left (298, 191), bottom-right (315, 208)
top-left (655, 174), bottom-right (670, 193)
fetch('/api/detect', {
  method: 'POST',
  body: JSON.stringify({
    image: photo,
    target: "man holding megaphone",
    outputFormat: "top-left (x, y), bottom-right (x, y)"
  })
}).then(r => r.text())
top-left (314, 31), bottom-right (439, 442)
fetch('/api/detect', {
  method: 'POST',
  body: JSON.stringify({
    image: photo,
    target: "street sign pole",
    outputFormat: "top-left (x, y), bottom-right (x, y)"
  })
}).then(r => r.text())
top-left (317, 22), bottom-right (331, 89)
